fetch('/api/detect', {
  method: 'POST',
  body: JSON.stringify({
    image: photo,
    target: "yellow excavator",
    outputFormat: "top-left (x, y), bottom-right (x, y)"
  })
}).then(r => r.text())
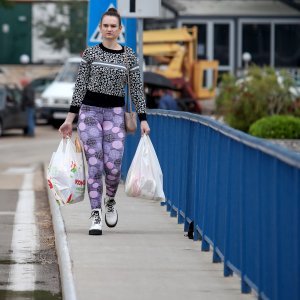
top-left (143, 27), bottom-right (219, 112)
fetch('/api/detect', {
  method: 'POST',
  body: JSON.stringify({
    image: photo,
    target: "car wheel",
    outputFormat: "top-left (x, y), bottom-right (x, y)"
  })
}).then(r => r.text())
top-left (23, 126), bottom-right (28, 136)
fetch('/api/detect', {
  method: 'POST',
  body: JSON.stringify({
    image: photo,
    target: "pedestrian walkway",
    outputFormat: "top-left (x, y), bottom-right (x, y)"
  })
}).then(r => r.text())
top-left (53, 184), bottom-right (255, 300)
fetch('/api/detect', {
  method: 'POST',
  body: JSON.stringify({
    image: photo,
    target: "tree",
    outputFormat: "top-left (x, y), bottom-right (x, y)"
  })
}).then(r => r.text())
top-left (35, 1), bottom-right (87, 53)
top-left (0, 0), bottom-right (12, 7)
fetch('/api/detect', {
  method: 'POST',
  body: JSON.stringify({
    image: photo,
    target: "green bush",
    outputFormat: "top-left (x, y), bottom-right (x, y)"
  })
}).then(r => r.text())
top-left (249, 115), bottom-right (300, 139)
top-left (216, 66), bottom-right (294, 132)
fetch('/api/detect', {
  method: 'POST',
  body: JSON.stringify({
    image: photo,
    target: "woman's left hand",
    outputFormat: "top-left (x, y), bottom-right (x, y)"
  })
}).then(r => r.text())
top-left (140, 120), bottom-right (150, 135)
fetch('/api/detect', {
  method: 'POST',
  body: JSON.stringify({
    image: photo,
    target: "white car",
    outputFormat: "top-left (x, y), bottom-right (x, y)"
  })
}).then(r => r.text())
top-left (39, 57), bottom-right (81, 128)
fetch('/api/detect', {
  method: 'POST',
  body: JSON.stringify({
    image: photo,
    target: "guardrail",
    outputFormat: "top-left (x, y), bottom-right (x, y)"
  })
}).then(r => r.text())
top-left (121, 109), bottom-right (300, 300)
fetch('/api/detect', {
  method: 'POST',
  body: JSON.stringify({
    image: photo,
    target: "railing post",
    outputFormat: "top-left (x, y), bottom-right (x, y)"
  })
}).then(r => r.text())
top-left (241, 278), bottom-right (251, 294)
top-left (224, 263), bottom-right (233, 277)
top-left (212, 249), bottom-right (222, 263)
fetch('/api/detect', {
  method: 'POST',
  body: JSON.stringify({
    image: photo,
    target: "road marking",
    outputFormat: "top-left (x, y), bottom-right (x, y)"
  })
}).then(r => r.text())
top-left (21, 172), bottom-right (34, 191)
top-left (7, 168), bottom-right (38, 291)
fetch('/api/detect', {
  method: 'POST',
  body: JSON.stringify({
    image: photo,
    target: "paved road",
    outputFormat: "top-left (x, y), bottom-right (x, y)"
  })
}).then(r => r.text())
top-left (0, 125), bottom-right (62, 299)
top-left (0, 125), bottom-right (61, 165)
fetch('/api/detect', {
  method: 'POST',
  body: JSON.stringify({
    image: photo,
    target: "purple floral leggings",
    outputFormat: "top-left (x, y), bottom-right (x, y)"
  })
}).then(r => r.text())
top-left (77, 104), bottom-right (126, 209)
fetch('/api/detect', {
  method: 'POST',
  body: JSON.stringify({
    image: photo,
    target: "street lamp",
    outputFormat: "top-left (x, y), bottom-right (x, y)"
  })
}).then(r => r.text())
top-left (242, 52), bottom-right (252, 70)
top-left (20, 54), bottom-right (30, 65)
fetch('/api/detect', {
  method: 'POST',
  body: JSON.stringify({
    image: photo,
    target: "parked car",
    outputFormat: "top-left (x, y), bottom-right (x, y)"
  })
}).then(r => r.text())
top-left (0, 84), bottom-right (27, 136)
top-left (29, 74), bottom-right (57, 122)
top-left (39, 57), bottom-right (81, 128)
top-left (30, 74), bottom-right (56, 97)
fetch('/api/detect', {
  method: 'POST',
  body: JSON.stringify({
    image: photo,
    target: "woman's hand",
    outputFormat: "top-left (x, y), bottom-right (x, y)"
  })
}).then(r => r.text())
top-left (140, 120), bottom-right (150, 135)
top-left (58, 112), bottom-right (76, 138)
top-left (59, 122), bottom-right (73, 138)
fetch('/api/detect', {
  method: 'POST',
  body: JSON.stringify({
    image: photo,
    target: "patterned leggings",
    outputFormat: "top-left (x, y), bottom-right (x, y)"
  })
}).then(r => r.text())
top-left (78, 104), bottom-right (126, 209)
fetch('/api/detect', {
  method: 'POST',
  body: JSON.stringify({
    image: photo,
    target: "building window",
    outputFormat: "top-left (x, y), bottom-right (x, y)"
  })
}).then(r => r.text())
top-left (183, 23), bottom-right (207, 59)
top-left (214, 24), bottom-right (229, 65)
top-left (275, 24), bottom-right (300, 67)
top-left (196, 24), bottom-right (207, 60)
top-left (242, 24), bottom-right (271, 66)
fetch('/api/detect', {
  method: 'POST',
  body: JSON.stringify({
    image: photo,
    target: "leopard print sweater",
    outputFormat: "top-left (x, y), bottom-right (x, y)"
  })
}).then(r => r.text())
top-left (69, 43), bottom-right (147, 121)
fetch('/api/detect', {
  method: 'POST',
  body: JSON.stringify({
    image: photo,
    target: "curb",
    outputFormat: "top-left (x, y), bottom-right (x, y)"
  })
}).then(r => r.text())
top-left (44, 164), bottom-right (77, 300)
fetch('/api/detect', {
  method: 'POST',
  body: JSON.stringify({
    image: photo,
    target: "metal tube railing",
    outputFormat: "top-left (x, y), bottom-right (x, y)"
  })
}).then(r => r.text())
top-left (121, 109), bottom-right (300, 300)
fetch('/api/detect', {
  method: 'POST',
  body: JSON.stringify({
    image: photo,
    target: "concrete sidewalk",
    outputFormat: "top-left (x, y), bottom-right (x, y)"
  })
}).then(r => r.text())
top-left (55, 185), bottom-right (254, 300)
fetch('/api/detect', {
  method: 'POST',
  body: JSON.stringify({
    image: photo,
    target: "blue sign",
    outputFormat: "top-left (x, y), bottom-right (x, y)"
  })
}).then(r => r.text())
top-left (87, 0), bottom-right (137, 51)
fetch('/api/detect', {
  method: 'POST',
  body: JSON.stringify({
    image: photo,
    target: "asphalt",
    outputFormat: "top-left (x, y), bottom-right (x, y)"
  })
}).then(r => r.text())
top-left (0, 163), bottom-right (61, 299)
top-left (47, 179), bottom-right (255, 300)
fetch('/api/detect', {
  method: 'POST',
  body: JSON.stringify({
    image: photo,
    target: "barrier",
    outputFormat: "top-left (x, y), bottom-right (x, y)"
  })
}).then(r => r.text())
top-left (121, 110), bottom-right (300, 300)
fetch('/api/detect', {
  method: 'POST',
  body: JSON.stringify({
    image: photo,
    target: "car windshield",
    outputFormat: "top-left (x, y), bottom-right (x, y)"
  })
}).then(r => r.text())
top-left (56, 61), bottom-right (80, 83)
top-left (31, 76), bottom-right (55, 92)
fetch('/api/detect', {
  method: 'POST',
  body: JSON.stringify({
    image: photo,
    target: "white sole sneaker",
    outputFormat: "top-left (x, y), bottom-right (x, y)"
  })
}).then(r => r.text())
top-left (105, 212), bottom-right (118, 228)
top-left (89, 209), bottom-right (103, 235)
top-left (104, 198), bottom-right (118, 228)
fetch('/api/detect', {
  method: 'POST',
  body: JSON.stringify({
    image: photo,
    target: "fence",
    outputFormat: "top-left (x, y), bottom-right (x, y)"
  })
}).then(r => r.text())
top-left (121, 110), bottom-right (300, 300)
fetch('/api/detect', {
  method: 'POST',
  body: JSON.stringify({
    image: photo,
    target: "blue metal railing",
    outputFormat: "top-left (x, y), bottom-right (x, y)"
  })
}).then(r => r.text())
top-left (121, 110), bottom-right (300, 300)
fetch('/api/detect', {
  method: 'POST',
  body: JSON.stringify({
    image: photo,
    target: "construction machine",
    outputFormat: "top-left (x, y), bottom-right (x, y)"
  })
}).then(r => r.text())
top-left (143, 27), bottom-right (219, 113)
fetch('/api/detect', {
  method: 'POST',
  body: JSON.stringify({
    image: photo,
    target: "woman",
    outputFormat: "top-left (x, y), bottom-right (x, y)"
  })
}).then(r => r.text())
top-left (59, 8), bottom-right (150, 236)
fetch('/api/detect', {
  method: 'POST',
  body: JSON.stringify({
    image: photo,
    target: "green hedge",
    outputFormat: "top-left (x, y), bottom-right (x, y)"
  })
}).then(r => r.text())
top-left (249, 115), bottom-right (300, 139)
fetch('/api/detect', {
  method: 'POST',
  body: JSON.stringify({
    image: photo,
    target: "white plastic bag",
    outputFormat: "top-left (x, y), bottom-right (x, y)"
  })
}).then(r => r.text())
top-left (125, 135), bottom-right (165, 201)
top-left (47, 137), bottom-right (86, 206)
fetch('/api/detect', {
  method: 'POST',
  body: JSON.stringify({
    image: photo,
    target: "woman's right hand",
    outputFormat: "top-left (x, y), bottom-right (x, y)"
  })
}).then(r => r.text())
top-left (59, 121), bottom-right (73, 138)
top-left (58, 112), bottom-right (76, 138)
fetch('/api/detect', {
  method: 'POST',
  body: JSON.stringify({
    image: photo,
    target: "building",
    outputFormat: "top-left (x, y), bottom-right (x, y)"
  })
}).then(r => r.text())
top-left (147, 0), bottom-right (300, 76)
top-left (0, 0), bottom-right (87, 64)
top-left (1, 0), bottom-right (299, 78)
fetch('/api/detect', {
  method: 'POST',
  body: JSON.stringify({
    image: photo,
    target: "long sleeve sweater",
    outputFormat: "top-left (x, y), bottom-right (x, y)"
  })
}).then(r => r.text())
top-left (69, 43), bottom-right (147, 121)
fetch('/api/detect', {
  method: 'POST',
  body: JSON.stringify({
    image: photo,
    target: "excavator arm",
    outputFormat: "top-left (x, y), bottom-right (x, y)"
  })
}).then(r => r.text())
top-left (143, 44), bottom-right (186, 78)
top-left (143, 26), bottom-right (219, 103)
top-left (143, 27), bottom-right (197, 81)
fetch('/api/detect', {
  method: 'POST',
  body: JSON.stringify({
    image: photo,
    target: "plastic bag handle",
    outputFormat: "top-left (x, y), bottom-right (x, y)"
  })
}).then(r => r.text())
top-left (56, 138), bottom-right (67, 154)
top-left (65, 137), bottom-right (76, 156)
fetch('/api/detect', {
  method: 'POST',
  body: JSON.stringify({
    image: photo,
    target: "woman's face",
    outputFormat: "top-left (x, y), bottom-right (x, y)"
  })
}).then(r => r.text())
top-left (100, 16), bottom-right (122, 41)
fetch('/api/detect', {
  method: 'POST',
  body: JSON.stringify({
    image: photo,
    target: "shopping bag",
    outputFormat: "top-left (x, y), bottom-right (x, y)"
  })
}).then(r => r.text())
top-left (47, 137), bottom-right (86, 206)
top-left (125, 135), bottom-right (165, 201)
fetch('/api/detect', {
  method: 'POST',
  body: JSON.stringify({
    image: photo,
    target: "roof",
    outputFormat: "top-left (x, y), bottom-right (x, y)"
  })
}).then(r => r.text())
top-left (162, 0), bottom-right (300, 17)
